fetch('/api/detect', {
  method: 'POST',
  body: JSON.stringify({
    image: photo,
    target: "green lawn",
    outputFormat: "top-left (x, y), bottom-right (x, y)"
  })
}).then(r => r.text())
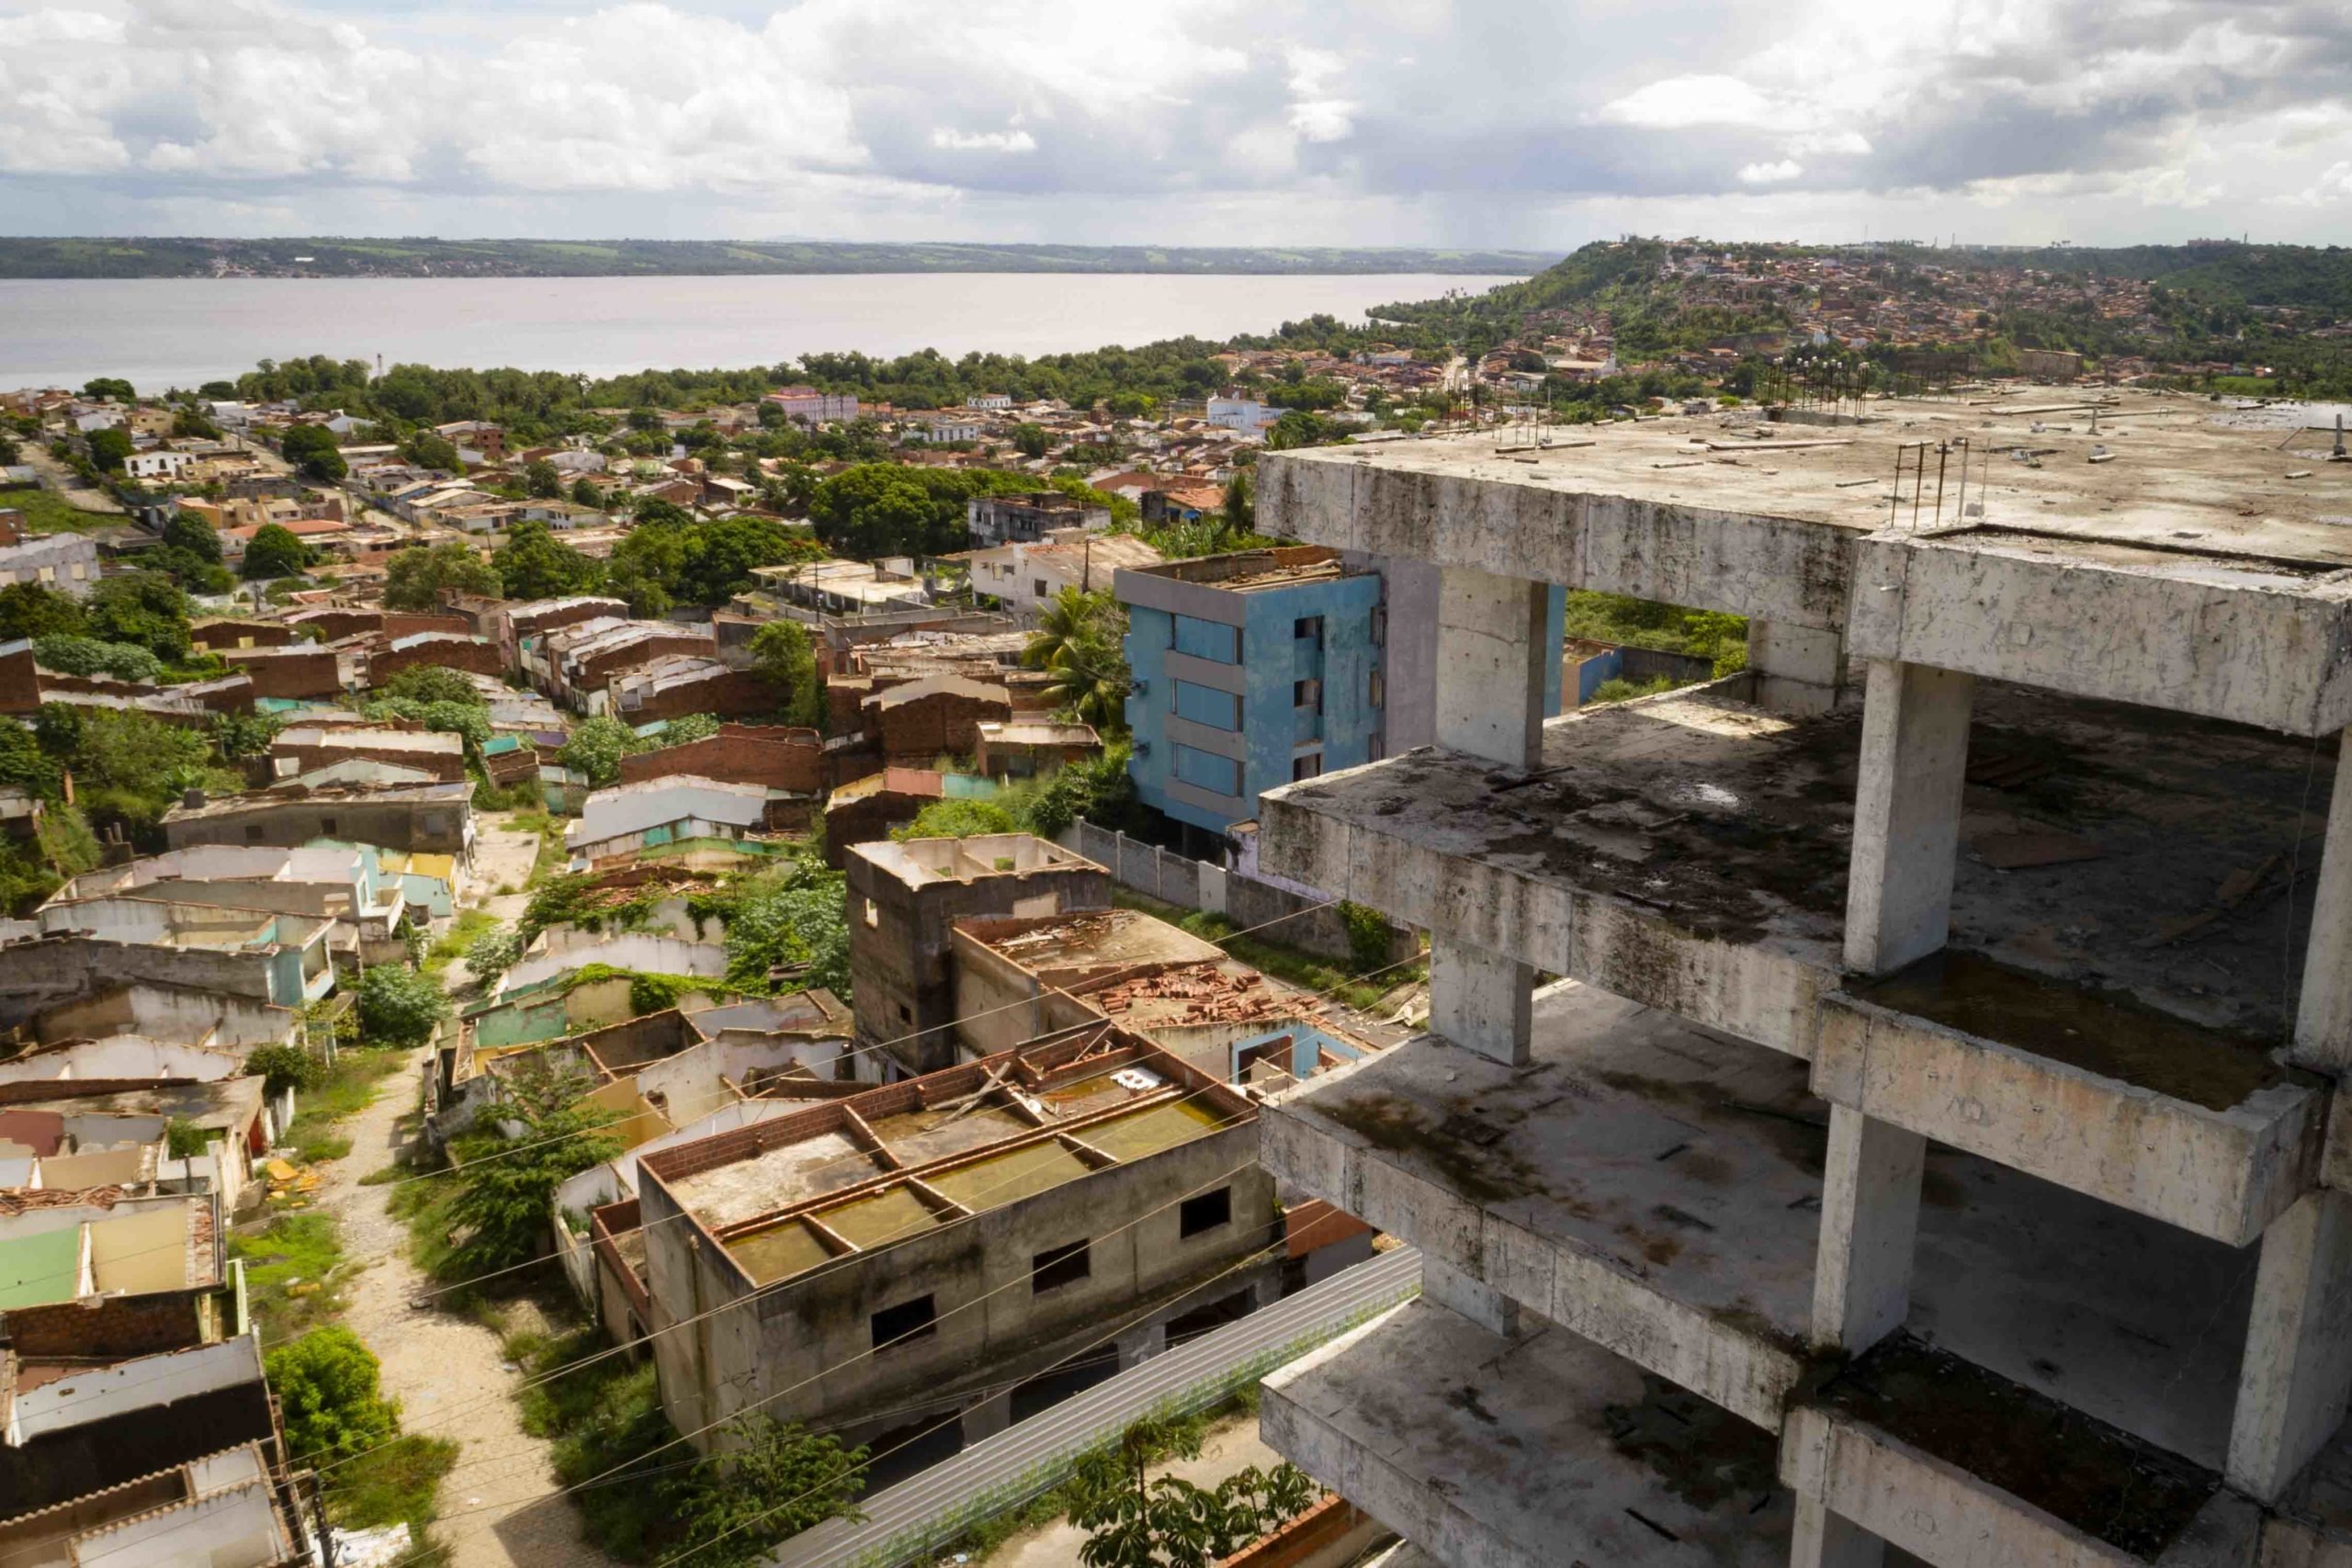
top-left (0, 485), bottom-right (120, 534)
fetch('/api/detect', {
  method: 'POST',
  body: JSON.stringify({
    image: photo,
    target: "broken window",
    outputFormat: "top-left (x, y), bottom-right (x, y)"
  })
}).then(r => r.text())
top-left (1031, 1239), bottom-right (1091, 1294)
top-left (871, 1293), bottom-right (936, 1350)
top-left (1180, 1188), bottom-right (1233, 1239)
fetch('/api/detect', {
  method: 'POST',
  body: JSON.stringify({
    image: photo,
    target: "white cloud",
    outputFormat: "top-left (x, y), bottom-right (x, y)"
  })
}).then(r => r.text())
top-left (930, 129), bottom-right (1039, 152)
top-left (1, 0), bottom-right (2351, 244)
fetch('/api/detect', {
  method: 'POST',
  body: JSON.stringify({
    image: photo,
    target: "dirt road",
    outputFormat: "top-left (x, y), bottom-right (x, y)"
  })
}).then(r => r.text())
top-left (314, 812), bottom-right (616, 1568)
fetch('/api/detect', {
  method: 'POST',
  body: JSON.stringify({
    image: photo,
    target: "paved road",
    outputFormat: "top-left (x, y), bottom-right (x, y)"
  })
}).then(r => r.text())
top-left (767, 1247), bottom-right (1422, 1568)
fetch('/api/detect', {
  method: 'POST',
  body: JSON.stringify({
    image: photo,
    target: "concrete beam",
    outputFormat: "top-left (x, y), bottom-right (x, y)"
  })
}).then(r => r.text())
top-left (1748, 619), bottom-right (1849, 717)
top-left (2230, 1188), bottom-right (2352, 1502)
top-left (1262, 1299), bottom-right (1796, 1568)
top-left (1435, 564), bottom-right (1551, 769)
top-left (1258, 444), bottom-right (1860, 630)
top-left (1420, 1257), bottom-right (1521, 1339)
top-left (1815, 990), bottom-right (2324, 1247)
top-left (1427, 937), bottom-right (1533, 1067)
top-left (959, 1389), bottom-right (1012, 1446)
top-left (2296, 746), bottom-right (2352, 1073)
top-left (1847, 528), bottom-right (2352, 738)
top-left (1844, 660), bottom-right (1974, 976)
top-left (1810, 1107), bottom-right (1925, 1354)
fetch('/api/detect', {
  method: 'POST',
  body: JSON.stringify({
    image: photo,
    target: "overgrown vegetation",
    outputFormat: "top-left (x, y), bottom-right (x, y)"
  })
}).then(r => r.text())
top-left (357, 963), bottom-right (453, 1047)
top-left (272, 1326), bottom-right (459, 1551)
top-left (1558, 592), bottom-right (1749, 676)
top-left (1068, 1415), bottom-right (1317, 1567)
top-left (426, 1057), bottom-right (622, 1281)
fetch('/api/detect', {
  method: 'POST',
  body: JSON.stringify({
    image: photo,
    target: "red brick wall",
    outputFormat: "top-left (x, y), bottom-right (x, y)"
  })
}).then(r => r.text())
top-left (577, 629), bottom-right (712, 689)
top-left (866, 687), bottom-right (1012, 761)
top-left (383, 612), bottom-right (475, 639)
top-left (616, 725), bottom-right (823, 793)
top-left (0, 642), bottom-right (40, 715)
top-left (822, 788), bottom-right (927, 867)
top-left (5, 1290), bottom-right (209, 1358)
top-left (290, 609), bottom-right (382, 641)
top-left (826, 677), bottom-right (872, 734)
top-left (223, 647), bottom-right (341, 699)
top-left (274, 740), bottom-right (467, 782)
top-left (369, 637), bottom-right (504, 686)
top-left (626, 668), bottom-right (775, 724)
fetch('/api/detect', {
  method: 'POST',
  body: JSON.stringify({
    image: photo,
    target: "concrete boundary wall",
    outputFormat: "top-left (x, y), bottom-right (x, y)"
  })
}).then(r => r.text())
top-left (1059, 819), bottom-right (1413, 967)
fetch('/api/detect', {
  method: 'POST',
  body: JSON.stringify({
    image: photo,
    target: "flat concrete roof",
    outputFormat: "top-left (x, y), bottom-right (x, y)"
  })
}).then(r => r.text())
top-left (965, 908), bottom-right (1224, 985)
top-left (1274, 392), bottom-right (2352, 566)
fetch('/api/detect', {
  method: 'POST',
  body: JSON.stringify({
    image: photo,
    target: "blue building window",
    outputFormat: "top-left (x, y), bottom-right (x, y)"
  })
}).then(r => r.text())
top-left (1173, 744), bottom-right (1240, 796)
top-left (1173, 681), bottom-right (1240, 729)
top-left (1172, 615), bottom-right (1239, 664)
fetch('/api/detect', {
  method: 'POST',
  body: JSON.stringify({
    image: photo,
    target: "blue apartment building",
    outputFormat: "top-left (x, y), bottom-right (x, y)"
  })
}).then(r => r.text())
top-left (1117, 546), bottom-right (1567, 845)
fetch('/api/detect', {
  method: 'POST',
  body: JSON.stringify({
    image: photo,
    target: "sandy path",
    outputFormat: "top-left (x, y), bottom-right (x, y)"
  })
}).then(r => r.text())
top-left (314, 810), bottom-right (616, 1568)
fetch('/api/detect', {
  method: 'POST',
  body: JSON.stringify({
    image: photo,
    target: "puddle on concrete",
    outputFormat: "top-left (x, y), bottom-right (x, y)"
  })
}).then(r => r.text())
top-left (1080, 1100), bottom-right (1225, 1162)
top-left (925, 1141), bottom-right (1091, 1211)
top-left (815, 1184), bottom-right (940, 1248)
top-left (726, 1219), bottom-right (831, 1284)
top-left (1857, 950), bottom-right (2282, 1112)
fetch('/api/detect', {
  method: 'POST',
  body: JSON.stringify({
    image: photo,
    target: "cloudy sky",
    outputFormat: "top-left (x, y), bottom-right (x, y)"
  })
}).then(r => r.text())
top-left (4, 0), bottom-right (2350, 248)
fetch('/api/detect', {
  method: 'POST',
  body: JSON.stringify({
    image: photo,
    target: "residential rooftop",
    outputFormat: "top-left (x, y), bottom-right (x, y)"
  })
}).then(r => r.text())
top-left (642, 1028), bottom-right (1249, 1289)
top-left (848, 831), bottom-right (1094, 891)
top-left (1123, 543), bottom-right (1361, 592)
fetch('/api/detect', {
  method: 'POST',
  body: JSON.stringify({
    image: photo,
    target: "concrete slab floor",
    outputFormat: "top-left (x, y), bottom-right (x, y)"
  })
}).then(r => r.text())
top-left (1263, 1297), bottom-right (1796, 1568)
top-left (1263, 982), bottom-right (2256, 1471)
top-left (1261, 677), bottom-right (2321, 1055)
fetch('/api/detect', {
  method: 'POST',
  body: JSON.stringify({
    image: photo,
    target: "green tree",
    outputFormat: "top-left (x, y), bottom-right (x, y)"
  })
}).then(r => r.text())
top-left (0, 721), bottom-right (64, 800)
top-left (494, 519), bottom-right (605, 600)
top-left (243, 1042), bottom-right (327, 1095)
top-left (86, 427), bottom-right (133, 471)
top-left (1069, 1417), bottom-right (1318, 1568)
top-left (162, 509), bottom-right (225, 563)
top-left (266, 1326), bottom-right (399, 1463)
top-left (242, 523), bottom-right (311, 580)
top-left (280, 423), bottom-right (346, 480)
top-left (171, 407), bottom-right (220, 440)
top-left (401, 431), bottom-right (461, 471)
top-left (661, 711), bottom-right (722, 746)
top-left (1023, 588), bottom-right (1129, 729)
top-left (720, 855), bottom-right (850, 997)
top-left (356, 963), bottom-right (450, 1047)
top-left (524, 458), bottom-right (562, 498)
top-left (1223, 471), bottom-right (1254, 533)
top-left (82, 378), bottom-right (134, 401)
top-left (383, 541), bottom-right (502, 612)
top-left (627, 406), bottom-right (663, 433)
top-left (662, 1416), bottom-right (868, 1568)
top-left (441, 1057), bottom-right (621, 1275)
top-left (571, 475), bottom-right (603, 507)
top-left (210, 709), bottom-right (282, 761)
top-left (383, 664), bottom-right (488, 706)
top-left (746, 621), bottom-right (821, 727)
top-left (86, 573), bottom-right (193, 660)
top-left (1012, 422), bottom-right (1050, 458)
top-left (560, 715), bottom-right (650, 788)
top-left (0, 584), bottom-right (86, 642)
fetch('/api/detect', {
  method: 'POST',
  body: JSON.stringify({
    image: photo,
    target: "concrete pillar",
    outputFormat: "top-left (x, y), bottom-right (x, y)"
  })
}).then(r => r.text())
top-left (1747, 620), bottom-right (1847, 716)
top-left (1422, 1258), bottom-right (1521, 1339)
top-left (959, 1389), bottom-right (1012, 1447)
top-left (2229, 1188), bottom-right (2352, 1501)
top-left (1810, 1106), bottom-right (1926, 1353)
top-left (1250, 1270), bottom-right (1284, 1311)
top-left (1429, 938), bottom-right (1534, 1067)
top-left (1435, 565), bottom-right (1551, 770)
top-left (1844, 660), bottom-right (1975, 976)
top-left (1791, 1498), bottom-right (1884, 1568)
top-left (1114, 1321), bottom-right (1167, 1371)
top-left (2294, 743), bottom-right (2352, 1071)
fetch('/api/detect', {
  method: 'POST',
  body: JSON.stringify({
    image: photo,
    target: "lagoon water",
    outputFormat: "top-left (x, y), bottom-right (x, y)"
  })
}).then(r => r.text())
top-left (0, 272), bottom-right (1521, 391)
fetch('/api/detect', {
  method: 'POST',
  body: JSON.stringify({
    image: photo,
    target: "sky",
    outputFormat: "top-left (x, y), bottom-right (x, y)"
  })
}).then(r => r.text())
top-left (3, 0), bottom-right (2351, 250)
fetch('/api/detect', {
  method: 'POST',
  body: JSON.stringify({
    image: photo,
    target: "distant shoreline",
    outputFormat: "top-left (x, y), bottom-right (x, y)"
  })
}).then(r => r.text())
top-left (0, 238), bottom-right (1552, 282)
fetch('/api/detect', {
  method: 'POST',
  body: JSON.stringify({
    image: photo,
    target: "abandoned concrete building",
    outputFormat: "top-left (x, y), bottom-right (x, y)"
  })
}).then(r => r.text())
top-left (1245, 394), bottom-right (2352, 1567)
top-left (622, 1027), bottom-right (1276, 1456)
top-left (843, 833), bottom-right (1110, 1077)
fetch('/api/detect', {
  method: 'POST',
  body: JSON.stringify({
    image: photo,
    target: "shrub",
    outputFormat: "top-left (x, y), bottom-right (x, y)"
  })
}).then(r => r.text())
top-left (1337, 901), bottom-right (1392, 976)
top-left (356, 964), bottom-right (450, 1048)
top-left (32, 635), bottom-right (161, 682)
top-left (244, 1043), bottom-right (328, 1096)
top-left (382, 664), bottom-right (487, 707)
top-left (266, 1326), bottom-right (398, 1463)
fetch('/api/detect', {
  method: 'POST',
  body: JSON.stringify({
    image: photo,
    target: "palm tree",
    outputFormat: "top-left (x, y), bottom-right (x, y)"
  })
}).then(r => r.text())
top-left (1025, 588), bottom-right (1129, 729)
